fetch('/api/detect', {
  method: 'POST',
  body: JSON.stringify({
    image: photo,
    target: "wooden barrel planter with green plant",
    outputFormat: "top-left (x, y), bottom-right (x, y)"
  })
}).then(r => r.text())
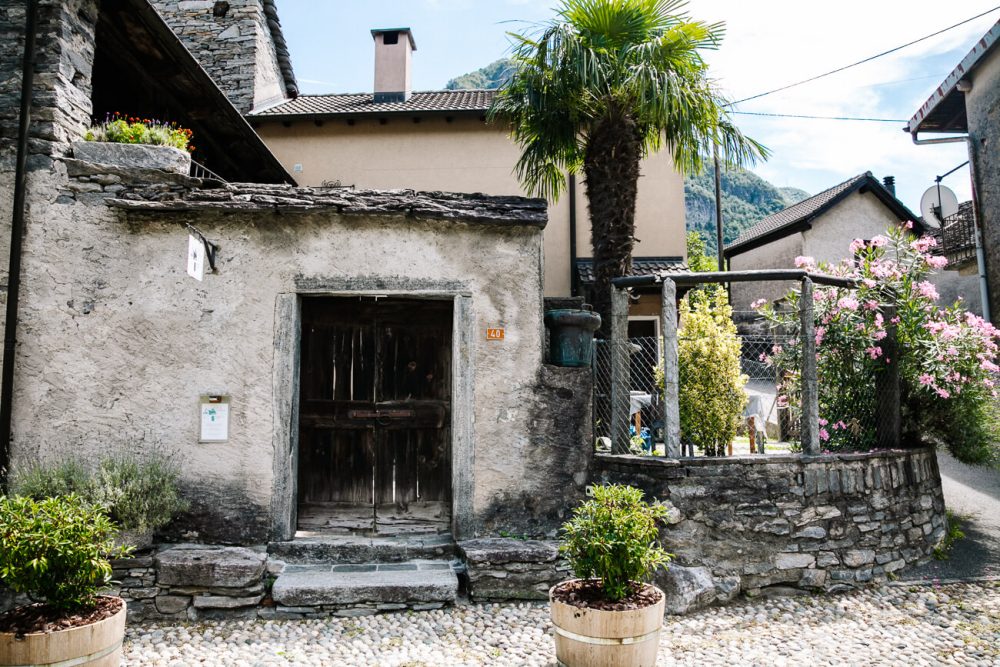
top-left (0, 599), bottom-right (126, 667)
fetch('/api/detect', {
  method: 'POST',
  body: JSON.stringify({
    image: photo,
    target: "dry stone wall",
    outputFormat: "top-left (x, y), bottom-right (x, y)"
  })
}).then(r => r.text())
top-left (594, 449), bottom-right (945, 611)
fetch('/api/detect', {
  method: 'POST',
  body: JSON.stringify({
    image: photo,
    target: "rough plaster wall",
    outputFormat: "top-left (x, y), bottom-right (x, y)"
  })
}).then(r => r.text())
top-left (728, 232), bottom-right (803, 311)
top-left (967, 46), bottom-right (1000, 322)
top-left (11, 169), bottom-right (545, 542)
top-left (151, 0), bottom-right (282, 114)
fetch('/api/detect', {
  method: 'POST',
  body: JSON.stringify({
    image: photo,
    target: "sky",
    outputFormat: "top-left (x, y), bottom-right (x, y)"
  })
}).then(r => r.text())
top-left (276, 0), bottom-right (1000, 215)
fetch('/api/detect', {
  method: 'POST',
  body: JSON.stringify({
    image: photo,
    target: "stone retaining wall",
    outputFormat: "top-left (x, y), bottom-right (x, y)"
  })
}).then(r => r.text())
top-left (593, 448), bottom-right (946, 612)
top-left (458, 539), bottom-right (569, 602)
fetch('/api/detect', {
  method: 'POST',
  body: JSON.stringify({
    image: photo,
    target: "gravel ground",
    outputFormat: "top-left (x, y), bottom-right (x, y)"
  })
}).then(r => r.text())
top-left (123, 581), bottom-right (1000, 666)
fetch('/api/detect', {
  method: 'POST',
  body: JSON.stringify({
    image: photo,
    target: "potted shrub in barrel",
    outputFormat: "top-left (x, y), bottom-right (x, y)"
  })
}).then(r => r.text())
top-left (551, 484), bottom-right (671, 667)
top-left (0, 494), bottom-right (131, 666)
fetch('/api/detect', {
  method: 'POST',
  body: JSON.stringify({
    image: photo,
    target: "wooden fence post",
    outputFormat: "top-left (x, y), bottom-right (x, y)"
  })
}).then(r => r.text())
top-left (876, 304), bottom-right (901, 449)
top-left (660, 278), bottom-right (681, 457)
top-left (609, 287), bottom-right (631, 454)
top-left (799, 277), bottom-right (820, 455)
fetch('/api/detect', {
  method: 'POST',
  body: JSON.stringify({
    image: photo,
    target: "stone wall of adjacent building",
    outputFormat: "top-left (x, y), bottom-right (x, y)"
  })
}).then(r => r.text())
top-left (593, 448), bottom-right (945, 609)
top-left (458, 539), bottom-right (569, 602)
top-left (151, 0), bottom-right (291, 113)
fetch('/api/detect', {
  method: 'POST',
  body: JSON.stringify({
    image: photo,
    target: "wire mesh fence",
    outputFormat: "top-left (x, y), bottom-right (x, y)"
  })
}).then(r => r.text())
top-left (594, 329), bottom-right (807, 457)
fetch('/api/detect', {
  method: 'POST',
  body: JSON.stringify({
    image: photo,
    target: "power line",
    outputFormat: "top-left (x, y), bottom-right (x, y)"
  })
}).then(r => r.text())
top-left (732, 111), bottom-right (907, 123)
top-left (729, 6), bottom-right (1000, 106)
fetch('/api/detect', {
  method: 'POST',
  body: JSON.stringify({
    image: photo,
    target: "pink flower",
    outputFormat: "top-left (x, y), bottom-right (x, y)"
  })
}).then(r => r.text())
top-left (863, 279), bottom-right (877, 288)
top-left (794, 256), bottom-right (815, 268)
top-left (927, 255), bottom-right (948, 269)
top-left (819, 418), bottom-right (829, 426)
top-left (815, 326), bottom-right (826, 345)
top-left (916, 281), bottom-right (939, 301)
top-left (869, 235), bottom-right (889, 248)
top-left (759, 352), bottom-right (769, 362)
top-left (911, 236), bottom-right (937, 253)
top-left (837, 420), bottom-right (847, 430)
top-left (873, 330), bottom-right (887, 341)
top-left (866, 346), bottom-right (883, 360)
top-left (838, 297), bottom-right (859, 311)
top-left (772, 344), bottom-right (783, 355)
top-left (849, 239), bottom-right (865, 253)
top-left (751, 299), bottom-right (766, 309)
top-left (904, 220), bottom-right (914, 230)
top-left (946, 346), bottom-right (958, 356)
top-left (936, 387), bottom-right (951, 399)
top-left (981, 359), bottom-right (999, 373)
top-left (919, 373), bottom-right (934, 386)
top-left (864, 300), bottom-right (879, 311)
top-left (819, 428), bottom-right (830, 442)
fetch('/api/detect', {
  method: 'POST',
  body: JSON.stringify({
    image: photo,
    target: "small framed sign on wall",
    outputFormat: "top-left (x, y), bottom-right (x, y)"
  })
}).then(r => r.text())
top-left (199, 395), bottom-right (230, 443)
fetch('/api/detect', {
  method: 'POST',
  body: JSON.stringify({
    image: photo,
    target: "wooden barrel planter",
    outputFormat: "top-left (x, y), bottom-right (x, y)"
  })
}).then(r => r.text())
top-left (550, 582), bottom-right (664, 667)
top-left (0, 599), bottom-right (126, 667)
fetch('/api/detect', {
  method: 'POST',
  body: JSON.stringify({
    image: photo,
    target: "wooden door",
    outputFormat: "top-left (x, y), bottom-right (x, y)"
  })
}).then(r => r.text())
top-left (297, 297), bottom-right (452, 535)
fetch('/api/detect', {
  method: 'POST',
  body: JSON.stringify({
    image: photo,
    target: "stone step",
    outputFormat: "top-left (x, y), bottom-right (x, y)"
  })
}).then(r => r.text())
top-left (271, 563), bottom-right (459, 608)
top-left (268, 533), bottom-right (456, 565)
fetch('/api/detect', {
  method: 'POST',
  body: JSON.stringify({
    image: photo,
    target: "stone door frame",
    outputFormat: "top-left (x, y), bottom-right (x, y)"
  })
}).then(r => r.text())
top-left (270, 281), bottom-right (475, 542)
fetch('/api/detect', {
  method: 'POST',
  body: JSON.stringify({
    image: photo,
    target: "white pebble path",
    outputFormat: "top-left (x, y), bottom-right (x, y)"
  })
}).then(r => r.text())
top-left (122, 581), bottom-right (1000, 666)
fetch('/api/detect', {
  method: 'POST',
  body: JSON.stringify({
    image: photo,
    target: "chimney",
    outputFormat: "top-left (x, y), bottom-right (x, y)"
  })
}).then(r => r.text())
top-left (882, 175), bottom-right (896, 196)
top-left (371, 28), bottom-right (416, 103)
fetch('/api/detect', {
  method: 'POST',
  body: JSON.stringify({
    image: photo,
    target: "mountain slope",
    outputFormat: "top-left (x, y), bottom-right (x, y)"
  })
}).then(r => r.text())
top-left (445, 58), bottom-right (513, 90)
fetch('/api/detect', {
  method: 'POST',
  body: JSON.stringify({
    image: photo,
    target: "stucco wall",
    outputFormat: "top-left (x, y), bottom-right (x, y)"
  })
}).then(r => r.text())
top-left (8, 166), bottom-right (557, 543)
top-left (253, 118), bottom-right (686, 298)
top-left (967, 44), bottom-right (1000, 322)
top-left (728, 231), bottom-right (803, 312)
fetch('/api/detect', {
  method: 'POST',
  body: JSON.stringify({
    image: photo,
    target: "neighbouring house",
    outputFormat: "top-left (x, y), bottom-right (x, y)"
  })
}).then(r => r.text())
top-left (236, 26), bottom-right (687, 323)
top-left (723, 172), bottom-right (981, 316)
top-left (906, 20), bottom-right (1000, 324)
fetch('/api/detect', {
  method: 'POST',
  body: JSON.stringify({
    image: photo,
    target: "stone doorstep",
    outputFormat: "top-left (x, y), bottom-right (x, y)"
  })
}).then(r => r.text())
top-left (271, 566), bottom-right (459, 607)
top-left (267, 534), bottom-right (456, 565)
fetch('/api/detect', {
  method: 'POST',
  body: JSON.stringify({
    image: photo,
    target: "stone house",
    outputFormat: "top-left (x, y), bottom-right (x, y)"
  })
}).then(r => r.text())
top-left (1, 0), bottom-right (593, 549)
top-left (723, 172), bottom-right (981, 315)
top-left (907, 19), bottom-right (1000, 324)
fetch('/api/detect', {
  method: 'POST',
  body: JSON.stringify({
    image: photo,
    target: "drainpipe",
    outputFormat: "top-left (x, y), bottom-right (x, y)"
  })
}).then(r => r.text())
top-left (568, 174), bottom-right (578, 297)
top-left (910, 130), bottom-right (990, 323)
top-left (0, 0), bottom-right (40, 489)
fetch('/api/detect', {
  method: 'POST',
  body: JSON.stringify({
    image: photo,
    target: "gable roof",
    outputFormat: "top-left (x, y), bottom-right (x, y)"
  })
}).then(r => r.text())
top-left (97, 0), bottom-right (293, 184)
top-left (907, 20), bottom-right (999, 135)
top-left (723, 172), bottom-right (921, 258)
top-left (249, 90), bottom-right (495, 120)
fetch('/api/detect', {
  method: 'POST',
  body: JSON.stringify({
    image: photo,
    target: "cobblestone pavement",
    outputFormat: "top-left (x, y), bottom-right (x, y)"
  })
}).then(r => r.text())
top-left (123, 581), bottom-right (1000, 666)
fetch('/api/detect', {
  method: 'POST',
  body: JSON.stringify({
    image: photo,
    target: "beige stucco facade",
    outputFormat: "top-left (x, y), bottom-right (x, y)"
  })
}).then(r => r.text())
top-left (253, 116), bottom-right (686, 298)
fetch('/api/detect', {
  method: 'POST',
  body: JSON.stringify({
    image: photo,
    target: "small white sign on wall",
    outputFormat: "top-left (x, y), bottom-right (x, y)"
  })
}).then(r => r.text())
top-left (199, 395), bottom-right (230, 442)
top-left (187, 234), bottom-right (205, 281)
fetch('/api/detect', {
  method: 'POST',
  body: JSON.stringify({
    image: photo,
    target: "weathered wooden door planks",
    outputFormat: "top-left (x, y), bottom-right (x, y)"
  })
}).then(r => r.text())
top-left (297, 297), bottom-right (452, 535)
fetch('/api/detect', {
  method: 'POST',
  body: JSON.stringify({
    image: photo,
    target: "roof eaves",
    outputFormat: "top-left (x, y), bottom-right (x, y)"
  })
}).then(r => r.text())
top-left (907, 20), bottom-right (1000, 134)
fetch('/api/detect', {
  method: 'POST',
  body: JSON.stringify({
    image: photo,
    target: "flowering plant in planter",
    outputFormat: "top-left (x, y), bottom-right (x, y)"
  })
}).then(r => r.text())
top-left (755, 225), bottom-right (1000, 465)
top-left (549, 484), bottom-right (671, 666)
top-left (84, 112), bottom-right (195, 152)
top-left (0, 494), bottom-right (131, 666)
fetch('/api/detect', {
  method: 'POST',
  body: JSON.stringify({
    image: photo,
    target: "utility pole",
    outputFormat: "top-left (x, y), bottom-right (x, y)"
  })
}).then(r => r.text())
top-left (713, 144), bottom-right (724, 272)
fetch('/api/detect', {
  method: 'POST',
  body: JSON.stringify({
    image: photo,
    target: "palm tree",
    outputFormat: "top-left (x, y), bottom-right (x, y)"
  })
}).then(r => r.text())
top-left (490, 0), bottom-right (767, 334)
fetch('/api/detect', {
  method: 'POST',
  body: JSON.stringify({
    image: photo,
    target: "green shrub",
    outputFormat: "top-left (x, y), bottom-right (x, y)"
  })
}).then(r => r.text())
top-left (12, 459), bottom-right (90, 499)
top-left (12, 451), bottom-right (188, 534)
top-left (0, 495), bottom-right (131, 612)
top-left (559, 484), bottom-right (671, 601)
top-left (660, 291), bottom-right (748, 456)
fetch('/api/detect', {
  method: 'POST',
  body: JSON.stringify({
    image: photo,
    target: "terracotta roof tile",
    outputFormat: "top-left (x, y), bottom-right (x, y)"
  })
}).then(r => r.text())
top-left (250, 90), bottom-right (495, 117)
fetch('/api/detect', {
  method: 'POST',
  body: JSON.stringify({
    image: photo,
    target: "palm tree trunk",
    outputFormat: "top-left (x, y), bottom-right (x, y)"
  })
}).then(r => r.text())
top-left (584, 113), bottom-right (643, 337)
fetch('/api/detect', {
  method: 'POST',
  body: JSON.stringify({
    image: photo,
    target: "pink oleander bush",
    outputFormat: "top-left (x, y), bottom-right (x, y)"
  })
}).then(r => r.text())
top-left (756, 225), bottom-right (1000, 466)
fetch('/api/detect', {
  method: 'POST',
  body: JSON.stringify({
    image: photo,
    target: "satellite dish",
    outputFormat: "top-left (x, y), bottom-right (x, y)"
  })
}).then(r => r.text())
top-left (920, 185), bottom-right (959, 229)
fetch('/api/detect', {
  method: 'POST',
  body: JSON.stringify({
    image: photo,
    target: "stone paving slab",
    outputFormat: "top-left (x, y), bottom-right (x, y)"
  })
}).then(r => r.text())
top-left (124, 581), bottom-right (1000, 666)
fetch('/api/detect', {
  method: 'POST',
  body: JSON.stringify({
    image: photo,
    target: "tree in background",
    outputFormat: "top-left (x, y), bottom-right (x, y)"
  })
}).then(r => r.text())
top-left (491, 0), bottom-right (766, 334)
